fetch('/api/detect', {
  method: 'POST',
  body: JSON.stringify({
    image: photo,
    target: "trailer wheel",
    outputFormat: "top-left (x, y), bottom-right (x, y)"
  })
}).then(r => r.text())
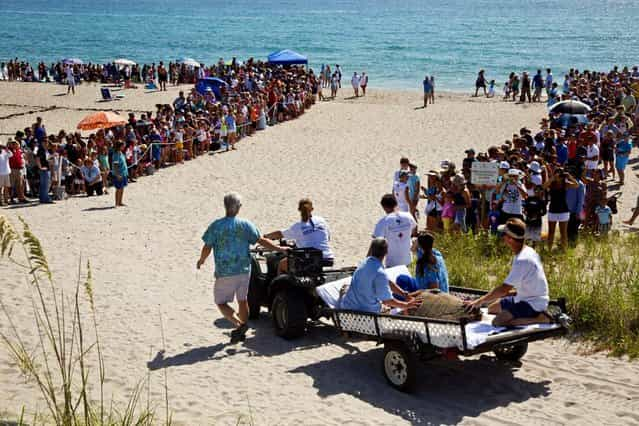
top-left (494, 342), bottom-right (528, 362)
top-left (383, 341), bottom-right (417, 392)
top-left (271, 289), bottom-right (308, 339)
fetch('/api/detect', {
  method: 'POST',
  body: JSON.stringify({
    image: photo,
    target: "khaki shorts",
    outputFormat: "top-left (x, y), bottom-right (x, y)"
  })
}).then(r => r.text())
top-left (10, 169), bottom-right (22, 188)
top-left (0, 174), bottom-right (9, 187)
top-left (214, 273), bottom-right (250, 304)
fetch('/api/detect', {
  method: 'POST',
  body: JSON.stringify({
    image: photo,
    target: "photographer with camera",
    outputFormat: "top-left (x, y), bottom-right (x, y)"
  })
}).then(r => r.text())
top-left (497, 168), bottom-right (528, 224)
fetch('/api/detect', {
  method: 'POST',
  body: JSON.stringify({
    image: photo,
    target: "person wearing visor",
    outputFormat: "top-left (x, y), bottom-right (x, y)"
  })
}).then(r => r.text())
top-left (264, 198), bottom-right (334, 274)
top-left (464, 218), bottom-right (550, 327)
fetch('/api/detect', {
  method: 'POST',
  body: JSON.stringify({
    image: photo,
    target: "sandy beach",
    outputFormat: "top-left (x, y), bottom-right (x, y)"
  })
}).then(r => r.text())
top-left (1, 81), bottom-right (639, 425)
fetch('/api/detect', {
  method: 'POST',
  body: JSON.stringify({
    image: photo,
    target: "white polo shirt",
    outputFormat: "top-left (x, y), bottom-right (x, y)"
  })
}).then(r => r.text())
top-left (373, 211), bottom-right (417, 268)
top-left (282, 215), bottom-right (333, 260)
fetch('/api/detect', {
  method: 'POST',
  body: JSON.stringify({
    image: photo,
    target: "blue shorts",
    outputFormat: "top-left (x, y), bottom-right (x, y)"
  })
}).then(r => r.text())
top-left (500, 296), bottom-right (539, 319)
top-left (616, 155), bottom-right (629, 171)
top-left (113, 176), bottom-right (128, 189)
top-left (396, 274), bottom-right (420, 295)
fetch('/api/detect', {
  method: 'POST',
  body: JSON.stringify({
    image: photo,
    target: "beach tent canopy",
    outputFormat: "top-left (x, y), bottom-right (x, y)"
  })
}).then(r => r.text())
top-left (195, 77), bottom-right (228, 99)
top-left (267, 49), bottom-right (308, 65)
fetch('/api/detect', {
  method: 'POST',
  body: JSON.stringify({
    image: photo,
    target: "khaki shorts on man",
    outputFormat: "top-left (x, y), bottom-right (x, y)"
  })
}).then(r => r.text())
top-left (214, 273), bottom-right (250, 304)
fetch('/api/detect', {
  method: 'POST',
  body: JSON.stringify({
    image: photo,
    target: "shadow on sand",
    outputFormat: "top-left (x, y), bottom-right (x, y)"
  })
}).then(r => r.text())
top-left (147, 316), bottom-right (360, 371)
top-left (147, 313), bottom-right (550, 423)
top-left (289, 349), bottom-right (551, 425)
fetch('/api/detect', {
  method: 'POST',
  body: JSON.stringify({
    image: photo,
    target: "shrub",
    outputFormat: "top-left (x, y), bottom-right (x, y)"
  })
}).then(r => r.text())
top-left (435, 230), bottom-right (639, 358)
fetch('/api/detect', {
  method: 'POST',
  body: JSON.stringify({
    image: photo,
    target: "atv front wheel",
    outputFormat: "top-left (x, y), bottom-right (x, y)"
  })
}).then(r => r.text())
top-left (271, 289), bottom-right (308, 339)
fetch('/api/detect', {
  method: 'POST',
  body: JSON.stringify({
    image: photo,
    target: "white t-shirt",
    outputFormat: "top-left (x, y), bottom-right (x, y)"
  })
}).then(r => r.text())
top-left (393, 181), bottom-right (410, 212)
top-left (66, 67), bottom-right (74, 84)
top-left (282, 215), bottom-right (334, 260)
top-left (351, 75), bottom-right (360, 88)
top-left (0, 149), bottom-right (13, 175)
top-left (500, 183), bottom-right (525, 215)
top-left (503, 246), bottom-right (549, 312)
top-left (373, 211), bottom-right (417, 268)
top-left (585, 144), bottom-right (599, 170)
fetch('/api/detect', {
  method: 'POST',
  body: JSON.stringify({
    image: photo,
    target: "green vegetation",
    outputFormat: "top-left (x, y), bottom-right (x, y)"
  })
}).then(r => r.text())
top-left (0, 216), bottom-right (171, 425)
top-left (436, 230), bottom-right (639, 358)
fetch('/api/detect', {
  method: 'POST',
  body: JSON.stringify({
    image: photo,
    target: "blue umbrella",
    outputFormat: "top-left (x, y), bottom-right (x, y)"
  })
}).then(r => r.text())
top-left (62, 58), bottom-right (83, 65)
top-left (195, 77), bottom-right (228, 99)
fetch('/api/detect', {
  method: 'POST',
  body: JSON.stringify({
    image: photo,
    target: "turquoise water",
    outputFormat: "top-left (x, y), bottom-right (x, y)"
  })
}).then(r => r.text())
top-left (1, 0), bottom-right (639, 91)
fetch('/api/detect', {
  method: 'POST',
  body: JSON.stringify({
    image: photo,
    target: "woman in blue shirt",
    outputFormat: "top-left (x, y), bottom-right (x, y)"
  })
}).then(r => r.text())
top-left (396, 232), bottom-right (449, 294)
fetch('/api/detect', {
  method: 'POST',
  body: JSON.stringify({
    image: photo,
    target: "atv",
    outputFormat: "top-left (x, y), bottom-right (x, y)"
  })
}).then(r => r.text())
top-left (248, 243), bottom-right (355, 339)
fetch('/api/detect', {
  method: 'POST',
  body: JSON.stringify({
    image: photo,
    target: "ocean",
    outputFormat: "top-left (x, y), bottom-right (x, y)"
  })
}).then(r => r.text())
top-left (1, 0), bottom-right (639, 91)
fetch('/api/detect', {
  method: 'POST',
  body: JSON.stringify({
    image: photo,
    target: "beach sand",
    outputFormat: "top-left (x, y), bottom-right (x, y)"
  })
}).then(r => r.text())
top-left (1, 82), bottom-right (639, 425)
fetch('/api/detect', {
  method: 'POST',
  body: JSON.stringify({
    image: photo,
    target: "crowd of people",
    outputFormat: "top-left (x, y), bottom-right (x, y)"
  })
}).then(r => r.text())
top-left (401, 65), bottom-right (639, 250)
top-left (0, 59), bottom-right (319, 207)
top-left (0, 57), bottom-right (243, 86)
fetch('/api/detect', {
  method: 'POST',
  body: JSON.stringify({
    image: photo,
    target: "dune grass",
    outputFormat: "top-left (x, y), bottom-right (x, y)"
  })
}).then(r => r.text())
top-left (435, 230), bottom-right (639, 358)
top-left (0, 216), bottom-right (172, 425)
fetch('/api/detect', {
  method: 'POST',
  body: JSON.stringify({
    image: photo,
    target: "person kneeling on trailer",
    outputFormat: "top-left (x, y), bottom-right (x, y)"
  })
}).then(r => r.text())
top-left (339, 238), bottom-right (421, 313)
top-left (263, 198), bottom-right (335, 274)
top-left (464, 218), bottom-right (550, 327)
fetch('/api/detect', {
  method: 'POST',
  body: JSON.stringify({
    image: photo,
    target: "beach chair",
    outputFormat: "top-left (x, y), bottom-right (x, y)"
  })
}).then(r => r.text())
top-left (100, 88), bottom-right (124, 101)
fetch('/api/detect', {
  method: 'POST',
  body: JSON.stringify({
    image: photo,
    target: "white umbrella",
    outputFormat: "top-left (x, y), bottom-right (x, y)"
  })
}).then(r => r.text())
top-left (114, 58), bottom-right (136, 66)
top-left (177, 57), bottom-right (201, 67)
top-left (62, 58), bottom-right (83, 65)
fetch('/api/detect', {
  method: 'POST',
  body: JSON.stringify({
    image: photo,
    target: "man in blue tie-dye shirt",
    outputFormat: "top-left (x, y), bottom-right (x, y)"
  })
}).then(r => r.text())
top-left (197, 192), bottom-right (286, 342)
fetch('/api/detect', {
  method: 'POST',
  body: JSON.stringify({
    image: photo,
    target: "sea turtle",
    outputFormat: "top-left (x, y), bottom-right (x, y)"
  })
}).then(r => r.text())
top-left (407, 289), bottom-right (482, 322)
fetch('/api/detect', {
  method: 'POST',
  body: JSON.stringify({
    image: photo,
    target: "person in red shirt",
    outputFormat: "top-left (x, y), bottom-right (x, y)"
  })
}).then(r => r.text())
top-left (8, 139), bottom-right (26, 203)
top-left (566, 134), bottom-right (578, 160)
top-left (578, 124), bottom-right (597, 147)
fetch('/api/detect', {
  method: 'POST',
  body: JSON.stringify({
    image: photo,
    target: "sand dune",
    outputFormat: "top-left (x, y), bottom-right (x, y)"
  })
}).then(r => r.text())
top-left (1, 82), bottom-right (638, 425)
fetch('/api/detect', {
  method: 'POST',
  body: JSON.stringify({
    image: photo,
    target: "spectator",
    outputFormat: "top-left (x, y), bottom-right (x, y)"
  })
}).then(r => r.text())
top-left (80, 158), bottom-right (103, 196)
top-left (0, 143), bottom-right (12, 206)
top-left (111, 141), bottom-right (128, 207)
top-left (7, 139), bottom-right (26, 204)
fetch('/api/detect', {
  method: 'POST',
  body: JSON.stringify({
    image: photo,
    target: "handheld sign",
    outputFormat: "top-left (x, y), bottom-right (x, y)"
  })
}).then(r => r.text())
top-left (471, 162), bottom-right (499, 186)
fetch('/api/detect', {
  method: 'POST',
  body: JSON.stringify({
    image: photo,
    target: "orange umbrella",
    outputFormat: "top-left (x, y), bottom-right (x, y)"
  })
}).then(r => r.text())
top-left (77, 111), bottom-right (127, 130)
